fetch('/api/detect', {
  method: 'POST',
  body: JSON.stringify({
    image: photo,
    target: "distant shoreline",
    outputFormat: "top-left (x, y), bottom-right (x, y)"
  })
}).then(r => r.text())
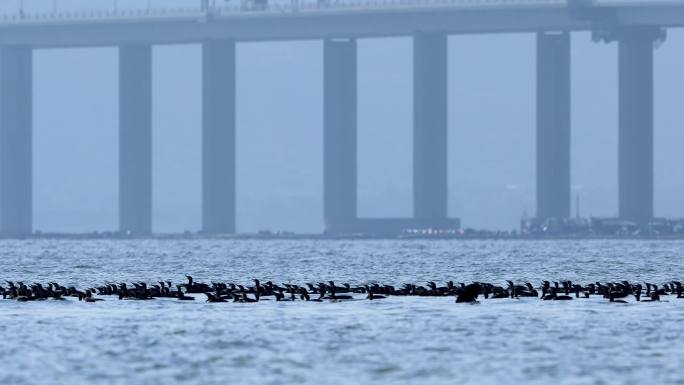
top-left (3, 233), bottom-right (684, 241)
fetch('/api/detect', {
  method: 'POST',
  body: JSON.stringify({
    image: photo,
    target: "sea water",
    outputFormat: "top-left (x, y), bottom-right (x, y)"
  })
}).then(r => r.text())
top-left (1, 239), bottom-right (683, 385)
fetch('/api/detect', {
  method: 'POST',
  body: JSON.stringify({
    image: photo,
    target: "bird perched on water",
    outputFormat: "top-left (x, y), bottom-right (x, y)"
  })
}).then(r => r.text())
top-left (456, 283), bottom-right (480, 303)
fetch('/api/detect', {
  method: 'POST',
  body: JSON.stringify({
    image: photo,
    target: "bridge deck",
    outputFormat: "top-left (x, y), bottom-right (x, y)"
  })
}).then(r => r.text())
top-left (0, 0), bottom-right (682, 46)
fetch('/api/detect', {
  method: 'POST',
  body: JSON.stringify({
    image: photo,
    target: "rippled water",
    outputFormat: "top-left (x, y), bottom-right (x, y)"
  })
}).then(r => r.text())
top-left (1, 239), bottom-right (684, 385)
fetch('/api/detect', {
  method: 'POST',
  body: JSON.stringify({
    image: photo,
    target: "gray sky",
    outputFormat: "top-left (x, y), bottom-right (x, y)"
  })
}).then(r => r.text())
top-left (5, 1), bottom-right (684, 233)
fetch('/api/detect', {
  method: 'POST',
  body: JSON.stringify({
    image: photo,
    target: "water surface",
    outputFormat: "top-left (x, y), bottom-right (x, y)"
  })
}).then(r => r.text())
top-left (1, 239), bottom-right (683, 385)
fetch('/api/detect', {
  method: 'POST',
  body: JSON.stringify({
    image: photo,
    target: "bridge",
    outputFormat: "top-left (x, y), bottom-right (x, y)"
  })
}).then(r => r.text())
top-left (0, 0), bottom-right (683, 235)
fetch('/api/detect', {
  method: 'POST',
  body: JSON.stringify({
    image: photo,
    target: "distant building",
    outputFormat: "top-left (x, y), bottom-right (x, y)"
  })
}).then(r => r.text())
top-left (522, 216), bottom-right (684, 237)
top-left (521, 217), bottom-right (591, 236)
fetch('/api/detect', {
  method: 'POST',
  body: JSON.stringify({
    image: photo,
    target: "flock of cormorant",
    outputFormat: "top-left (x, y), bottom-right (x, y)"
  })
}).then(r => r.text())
top-left (1, 276), bottom-right (683, 304)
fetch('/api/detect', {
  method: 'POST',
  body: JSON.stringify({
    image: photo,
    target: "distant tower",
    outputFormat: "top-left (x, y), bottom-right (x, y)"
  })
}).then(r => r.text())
top-left (575, 194), bottom-right (580, 218)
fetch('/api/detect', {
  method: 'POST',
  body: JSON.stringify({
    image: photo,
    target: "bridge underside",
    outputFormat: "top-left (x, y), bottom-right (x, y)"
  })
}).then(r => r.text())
top-left (119, 44), bottom-right (153, 235)
top-left (414, 32), bottom-right (448, 222)
top-left (0, 46), bottom-right (32, 236)
top-left (0, 2), bottom-right (676, 235)
top-left (618, 27), bottom-right (657, 226)
top-left (323, 38), bottom-right (357, 231)
top-left (322, 34), bottom-right (459, 235)
top-left (202, 39), bottom-right (236, 234)
top-left (536, 31), bottom-right (571, 220)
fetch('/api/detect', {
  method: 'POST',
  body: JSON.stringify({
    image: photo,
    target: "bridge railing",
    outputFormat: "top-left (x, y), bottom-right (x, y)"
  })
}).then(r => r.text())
top-left (3, 0), bottom-right (684, 25)
top-left (230, 0), bottom-right (565, 14)
top-left (0, 0), bottom-right (568, 25)
top-left (4, 0), bottom-right (684, 25)
top-left (0, 6), bottom-right (205, 25)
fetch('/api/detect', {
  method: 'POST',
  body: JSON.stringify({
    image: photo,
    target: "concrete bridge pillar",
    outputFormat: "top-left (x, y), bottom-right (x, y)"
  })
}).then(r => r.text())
top-left (323, 38), bottom-right (357, 232)
top-left (119, 44), bottom-right (152, 235)
top-left (0, 46), bottom-right (33, 237)
top-left (536, 31), bottom-right (571, 220)
top-left (618, 27), bottom-right (662, 226)
top-left (202, 39), bottom-right (236, 234)
top-left (413, 32), bottom-right (448, 220)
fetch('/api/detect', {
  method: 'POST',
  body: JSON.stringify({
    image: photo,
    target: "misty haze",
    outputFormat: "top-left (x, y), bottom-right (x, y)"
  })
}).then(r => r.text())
top-left (1, 1), bottom-right (681, 234)
top-left (3, 2), bottom-right (684, 385)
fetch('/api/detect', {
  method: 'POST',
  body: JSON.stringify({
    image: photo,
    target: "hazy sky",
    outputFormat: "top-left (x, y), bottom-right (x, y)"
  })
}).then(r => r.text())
top-left (3, 1), bottom-right (684, 233)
